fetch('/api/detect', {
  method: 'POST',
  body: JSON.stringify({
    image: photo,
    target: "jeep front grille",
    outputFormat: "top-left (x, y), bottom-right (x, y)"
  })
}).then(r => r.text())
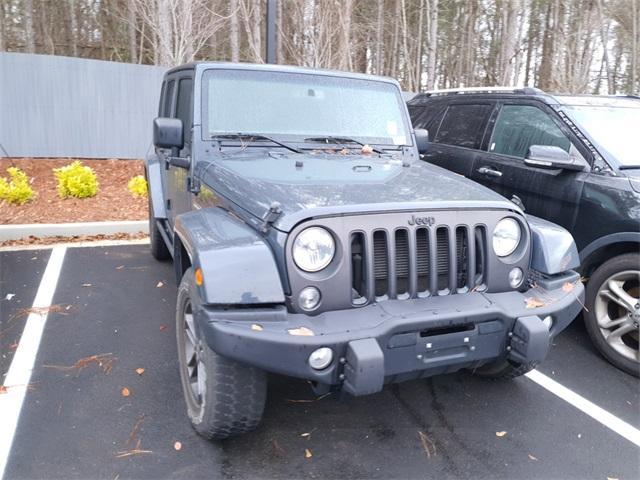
top-left (351, 225), bottom-right (487, 304)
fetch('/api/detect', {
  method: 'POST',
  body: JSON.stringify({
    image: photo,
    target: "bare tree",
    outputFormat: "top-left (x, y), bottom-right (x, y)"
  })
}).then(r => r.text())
top-left (23, 0), bottom-right (35, 53)
top-left (230, 0), bottom-right (240, 62)
top-left (425, 0), bottom-right (438, 89)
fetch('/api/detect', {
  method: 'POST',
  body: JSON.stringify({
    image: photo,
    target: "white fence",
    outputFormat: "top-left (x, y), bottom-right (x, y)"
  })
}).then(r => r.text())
top-left (0, 52), bottom-right (166, 159)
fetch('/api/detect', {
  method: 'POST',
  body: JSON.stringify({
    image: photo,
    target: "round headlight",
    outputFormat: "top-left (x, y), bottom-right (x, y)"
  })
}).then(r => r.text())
top-left (293, 227), bottom-right (335, 272)
top-left (492, 218), bottom-right (521, 257)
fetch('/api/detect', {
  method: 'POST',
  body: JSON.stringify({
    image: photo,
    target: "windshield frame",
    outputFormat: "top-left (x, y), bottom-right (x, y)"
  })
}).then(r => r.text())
top-left (559, 102), bottom-right (640, 170)
top-left (200, 67), bottom-right (414, 148)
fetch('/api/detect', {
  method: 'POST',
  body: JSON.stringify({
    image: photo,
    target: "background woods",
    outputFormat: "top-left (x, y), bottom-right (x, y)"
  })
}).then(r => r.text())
top-left (0, 0), bottom-right (638, 94)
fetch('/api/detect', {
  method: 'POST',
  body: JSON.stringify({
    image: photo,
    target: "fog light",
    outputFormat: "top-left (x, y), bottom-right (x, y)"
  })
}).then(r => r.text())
top-left (308, 347), bottom-right (333, 370)
top-left (542, 315), bottom-right (553, 330)
top-left (299, 286), bottom-right (321, 311)
top-left (508, 267), bottom-right (524, 288)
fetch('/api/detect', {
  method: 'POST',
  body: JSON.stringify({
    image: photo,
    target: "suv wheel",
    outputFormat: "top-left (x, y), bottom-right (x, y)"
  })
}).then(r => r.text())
top-left (176, 268), bottom-right (267, 439)
top-left (584, 254), bottom-right (640, 377)
top-left (149, 199), bottom-right (171, 261)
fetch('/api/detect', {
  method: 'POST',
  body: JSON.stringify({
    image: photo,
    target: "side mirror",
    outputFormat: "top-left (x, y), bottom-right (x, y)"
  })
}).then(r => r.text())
top-left (153, 117), bottom-right (183, 150)
top-left (414, 128), bottom-right (429, 155)
top-left (524, 145), bottom-right (585, 171)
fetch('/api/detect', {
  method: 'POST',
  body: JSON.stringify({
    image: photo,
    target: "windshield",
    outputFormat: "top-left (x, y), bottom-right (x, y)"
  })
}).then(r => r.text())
top-left (563, 104), bottom-right (640, 167)
top-left (202, 69), bottom-right (411, 146)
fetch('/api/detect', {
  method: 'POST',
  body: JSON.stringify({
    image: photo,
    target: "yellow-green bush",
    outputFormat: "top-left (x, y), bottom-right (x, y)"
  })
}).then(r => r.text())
top-left (0, 167), bottom-right (36, 205)
top-left (127, 175), bottom-right (148, 198)
top-left (53, 160), bottom-right (99, 199)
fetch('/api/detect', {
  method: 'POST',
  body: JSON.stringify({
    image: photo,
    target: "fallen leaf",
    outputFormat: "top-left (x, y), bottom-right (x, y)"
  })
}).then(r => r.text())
top-left (156, 281), bottom-right (164, 288)
top-left (116, 265), bottom-right (125, 270)
top-left (135, 368), bottom-right (145, 375)
top-left (287, 326), bottom-right (314, 336)
top-left (418, 430), bottom-right (437, 458)
top-left (525, 297), bottom-right (545, 309)
top-left (361, 144), bottom-right (374, 154)
top-left (528, 454), bottom-right (538, 461)
top-left (159, 324), bottom-right (168, 331)
top-left (82, 283), bottom-right (92, 287)
top-left (562, 282), bottom-right (575, 293)
top-left (300, 432), bottom-right (311, 438)
top-left (251, 324), bottom-right (263, 332)
top-left (496, 431), bottom-right (507, 437)
top-left (121, 387), bottom-right (131, 397)
top-left (4, 293), bottom-right (15, 300)
top-left (607, 477), bottom-right (619, 480)
top-left (174, 441), bottom-right (182, 451)
top-left (304, 448), bottom-right (313, 459)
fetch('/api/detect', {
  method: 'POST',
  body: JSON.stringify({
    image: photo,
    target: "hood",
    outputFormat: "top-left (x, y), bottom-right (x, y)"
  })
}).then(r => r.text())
top-left (198, 151), bottom-right (517, 232)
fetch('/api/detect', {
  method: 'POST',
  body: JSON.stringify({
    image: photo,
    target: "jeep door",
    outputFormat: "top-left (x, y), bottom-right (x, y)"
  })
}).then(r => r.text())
top-left (161, 74), bottom-right (194, 228)
top-left (410, 101), bottom-right (495, 178)
top-left (470, 101), bottom-right (591, 231)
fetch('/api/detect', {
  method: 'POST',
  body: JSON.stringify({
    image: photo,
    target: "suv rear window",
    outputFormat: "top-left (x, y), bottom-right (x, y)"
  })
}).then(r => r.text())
top-left (434, 104), bottom-right (491, 149)
top-left (490, 105), bottom-right (570, 158)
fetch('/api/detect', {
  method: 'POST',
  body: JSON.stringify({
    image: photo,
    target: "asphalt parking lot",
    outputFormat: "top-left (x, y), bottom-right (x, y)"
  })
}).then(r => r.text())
top-left (1, 243), bottom-right (639, 480)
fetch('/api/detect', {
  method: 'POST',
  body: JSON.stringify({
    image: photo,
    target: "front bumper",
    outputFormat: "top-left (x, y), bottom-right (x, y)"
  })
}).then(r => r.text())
top-left (195, 271), bottom-right (584, 396)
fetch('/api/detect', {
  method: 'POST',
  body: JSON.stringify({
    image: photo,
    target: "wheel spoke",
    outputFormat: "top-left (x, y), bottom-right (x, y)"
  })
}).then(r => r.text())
top-left (608, 279), bottom-right (638, 312)
top-left (196, 359), bottom-right (207, 400)
top-left (598, 315), bottom-right (632, 330)
top-left (605, 322), bottom-right (638, 360)
top-left (184, 313), bottom-right (198, 347)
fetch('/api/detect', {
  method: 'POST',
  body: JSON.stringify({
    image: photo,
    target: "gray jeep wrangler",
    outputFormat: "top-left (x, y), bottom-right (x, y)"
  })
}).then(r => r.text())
top-left (146, 62), bottom-right (584, 439)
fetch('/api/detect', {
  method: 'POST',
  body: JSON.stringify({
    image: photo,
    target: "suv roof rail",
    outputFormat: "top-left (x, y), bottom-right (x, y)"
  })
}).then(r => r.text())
top-left (422, 86), bottom-right (544, 97)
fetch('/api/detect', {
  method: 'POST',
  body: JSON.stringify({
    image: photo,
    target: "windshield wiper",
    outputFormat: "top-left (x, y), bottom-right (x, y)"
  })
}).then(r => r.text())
top-left (619, 165), bottom-right (640, 170)
top-left (304, 136), bottom-right (384, 154)
top-left (211, 133), bottom-right (301, 154)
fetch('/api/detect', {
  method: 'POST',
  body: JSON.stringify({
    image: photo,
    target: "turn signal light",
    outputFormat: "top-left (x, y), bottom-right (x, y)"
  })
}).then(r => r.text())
top-left (195, 268), bottom-right (203, 286)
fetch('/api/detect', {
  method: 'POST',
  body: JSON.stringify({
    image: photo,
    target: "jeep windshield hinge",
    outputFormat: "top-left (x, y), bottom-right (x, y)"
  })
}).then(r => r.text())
top-left (188, 175), bottom-right (201, 195)
top-left (261, 201), bottom-right (282, 232)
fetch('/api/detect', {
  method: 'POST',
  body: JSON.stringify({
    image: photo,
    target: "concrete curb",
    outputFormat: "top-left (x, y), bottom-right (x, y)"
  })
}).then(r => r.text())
top-left (0, 220), bottom-right (148, 241)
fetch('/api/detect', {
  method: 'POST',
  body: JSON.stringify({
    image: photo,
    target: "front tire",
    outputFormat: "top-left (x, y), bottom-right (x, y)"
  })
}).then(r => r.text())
top-left (176, 269), bottom-right (267, 439)
top-left (584, 254), bottom-right (640, 377)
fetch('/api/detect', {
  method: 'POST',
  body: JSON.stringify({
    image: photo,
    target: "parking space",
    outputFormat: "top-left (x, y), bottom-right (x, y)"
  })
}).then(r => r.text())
top-left (1, 244), bottom-right (638, 479)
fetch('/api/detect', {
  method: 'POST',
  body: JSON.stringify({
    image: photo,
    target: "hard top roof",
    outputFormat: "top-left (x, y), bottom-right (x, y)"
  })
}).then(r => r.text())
top-left (165, 61), bottom-right (401, 86)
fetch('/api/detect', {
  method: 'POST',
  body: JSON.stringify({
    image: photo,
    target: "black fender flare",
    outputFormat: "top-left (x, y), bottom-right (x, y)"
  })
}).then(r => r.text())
top-left (174, 207), bottom-right (285, 305)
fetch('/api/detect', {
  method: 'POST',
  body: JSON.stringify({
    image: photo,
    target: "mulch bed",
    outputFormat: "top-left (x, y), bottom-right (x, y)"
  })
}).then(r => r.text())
top-left (0, 158), bottom-right (148, 224)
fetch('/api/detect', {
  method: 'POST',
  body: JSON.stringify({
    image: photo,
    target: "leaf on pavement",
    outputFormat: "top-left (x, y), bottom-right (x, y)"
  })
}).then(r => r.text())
top-left (528, 453), bottom-right (538, 461)
top-left (82, 283), bottom-right (92, 287)
top-left (174, 441), bottom-right (182, 451)
top-left (135, 368), bottom-right (145, 375)
top-left (251, 324), bottom-right (263, 332)
top-left (121, 387), bottom-right (131, 397)
top-left (159, 324), bottom-right (168, 331)
top-left (156, 281), bottom-right (164, 288)
top-left (43, 353), bottom-right (115, 375)
top-left (304, 448), bottom-right (313, 459)
top-left (496, 431), bottom-right (507, 437)
top-left (116, 265), bottom-right (125, 270)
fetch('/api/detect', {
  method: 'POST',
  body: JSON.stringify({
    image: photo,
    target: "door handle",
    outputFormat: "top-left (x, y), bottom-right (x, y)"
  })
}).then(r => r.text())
top-left (477, 166), bottom-right (503, 178)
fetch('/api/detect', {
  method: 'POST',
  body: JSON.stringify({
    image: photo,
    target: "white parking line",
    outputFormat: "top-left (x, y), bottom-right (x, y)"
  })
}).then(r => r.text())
top-left (0, 246), bottom-right (66, 479)
top-left (526, 369), bottom-right (640, 448)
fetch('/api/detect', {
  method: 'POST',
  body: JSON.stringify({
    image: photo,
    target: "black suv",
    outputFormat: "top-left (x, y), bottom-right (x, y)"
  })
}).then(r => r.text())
top-left (408, 88), bottom-right (640, 376)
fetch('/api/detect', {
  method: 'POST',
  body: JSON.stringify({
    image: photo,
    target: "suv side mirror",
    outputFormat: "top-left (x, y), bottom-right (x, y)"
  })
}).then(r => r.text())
top-left (524, 145), bottom-right (585, 171)
top-left (154, 117), bottom-right (184, 150)
top-left (414, 128), bottom-right (429, 154)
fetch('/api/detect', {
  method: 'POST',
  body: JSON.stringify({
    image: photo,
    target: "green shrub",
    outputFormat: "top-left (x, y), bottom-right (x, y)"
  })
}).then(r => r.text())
top-left (0, 167), bottom-right (36, 205)
top-left (127, 175), bottom-right (148, 198)
top-left (53, 160), bottom-right (99, 199)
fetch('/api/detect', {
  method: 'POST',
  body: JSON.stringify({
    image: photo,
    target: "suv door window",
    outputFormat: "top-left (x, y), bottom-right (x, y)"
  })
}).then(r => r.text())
top-left (434, 104), bottom-right (492, 149)
top-left (175, 78), bottom-right (193, 147)
top-left (489, 105), bottom-right (570, 158)
top-left (408, 103), bottom-right (447, 135)
top-left (162, 79), bottom-right (175, 117)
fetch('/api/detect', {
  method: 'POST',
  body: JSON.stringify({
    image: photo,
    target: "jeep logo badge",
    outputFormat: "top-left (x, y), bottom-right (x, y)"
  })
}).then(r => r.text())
top-left (408, 215), bottom-right (436, 226)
